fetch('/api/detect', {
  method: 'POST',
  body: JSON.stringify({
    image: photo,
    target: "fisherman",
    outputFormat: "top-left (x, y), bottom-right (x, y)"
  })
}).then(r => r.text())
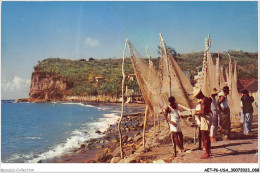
top-left (164, 96), bottom-right (186, 156)
top-left (217, 86), bottom-right (230, 141)
top-left (209, 88), bottom-right (219, 142)
top-left (193, 88), bottom-right (212, 159)
top-left (241, 89), bottom-right (254, 135)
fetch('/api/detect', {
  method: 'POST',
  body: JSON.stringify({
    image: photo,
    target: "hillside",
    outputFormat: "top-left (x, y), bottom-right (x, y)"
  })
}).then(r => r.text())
top-left (29, 50), bottom-right (257, 101)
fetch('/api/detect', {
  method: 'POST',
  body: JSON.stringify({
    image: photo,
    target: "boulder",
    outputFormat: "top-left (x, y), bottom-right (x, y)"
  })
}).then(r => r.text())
top-left (134, 132), bottom-right (141, 137)
top-left (96, 145), bottom-right (104, 149)
top-left (98, 154), bottom-right (113, 163)
top-left (122, 135), bottom-right (128, 144)
top-left (112, 146), bottom-right (121, 157)
top-left (134, 135), bottom-right (142, 142)
top-left (127, 137), bottom-right (133, 143)
top-left (111, 138), bottom-right (118, 143)
top-left (104, 135), bottom-right (110, 141)
top-left (124, 148), bottom-right (135, 156)
top-left (110, 156), bottom-right (121, 163)
top-left (78, 144), bottom-right (86, 149)
top-left (95, 130), bottom-right (102, 134)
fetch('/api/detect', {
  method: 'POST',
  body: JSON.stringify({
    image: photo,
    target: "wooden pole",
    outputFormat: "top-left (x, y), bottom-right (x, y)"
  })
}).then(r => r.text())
top-left (159, 33), bottom-right (175, 155)
top-left (159, 33), bottom-right (172, 96)
top-left (118, 39), bottom-right (127, 159)
top-left (146, 47), bottom-right (157, 141)
top-left (143, 105), bottom-right (149, 149)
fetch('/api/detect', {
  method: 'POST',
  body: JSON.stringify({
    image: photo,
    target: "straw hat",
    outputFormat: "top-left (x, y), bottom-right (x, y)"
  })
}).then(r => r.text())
top-left (193, 88), bottom-right (202, 97)
top-left (211, 88), bottom-right (219, 95)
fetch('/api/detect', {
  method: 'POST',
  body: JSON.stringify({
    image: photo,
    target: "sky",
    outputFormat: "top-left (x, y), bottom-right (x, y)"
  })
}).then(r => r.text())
top-left (1, 1), bottom-right (258, 99)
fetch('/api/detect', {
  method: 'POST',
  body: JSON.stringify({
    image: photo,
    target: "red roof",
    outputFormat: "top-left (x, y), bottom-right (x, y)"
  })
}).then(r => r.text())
top-left (239, 79), bottom-right (256, 88)
top-left (244, 79), bottom-right (258, 92)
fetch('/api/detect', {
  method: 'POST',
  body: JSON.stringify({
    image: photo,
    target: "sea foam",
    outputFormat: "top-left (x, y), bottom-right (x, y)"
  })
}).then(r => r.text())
top-left (28, 110), bottom-right (119, 163)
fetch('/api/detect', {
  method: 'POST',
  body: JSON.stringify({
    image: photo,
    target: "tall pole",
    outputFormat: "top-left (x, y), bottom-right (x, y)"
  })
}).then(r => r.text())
top-left (146, 47), bottom-right (156, 140)
top-left (216, 48), bottom-right (220, 90)
top-left (160, 33), bottom-right (172, 96)
top-left (160, 33), bottom-right (175, 156)
top-left (118, 39), bottom-right (127, 159)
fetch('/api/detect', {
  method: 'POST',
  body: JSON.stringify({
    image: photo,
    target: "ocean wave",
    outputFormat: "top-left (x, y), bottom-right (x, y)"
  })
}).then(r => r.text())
top-left (61, 102), bottom-right (97, 108)
top-left (28, 111), bottom-right (119, 163)
top-left (6, 153), bottom-right (34, 163)
top-left (26, 137), bottom-right (42, 140)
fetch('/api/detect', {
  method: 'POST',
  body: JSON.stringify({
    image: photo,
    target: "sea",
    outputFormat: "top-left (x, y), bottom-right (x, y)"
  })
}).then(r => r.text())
top-left (1, 100), bottom-right (124, 163)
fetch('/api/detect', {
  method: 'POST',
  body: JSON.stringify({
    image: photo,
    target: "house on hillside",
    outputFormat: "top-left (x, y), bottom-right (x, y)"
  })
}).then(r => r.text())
top-left (239, 79), bottom-right (258, 92)
top-left (128, 74), bottom-right (136, 81)
top-left (87, 57), bottom-right (95, 61)
top-left (241, 79), bottom-right (258, 93)
top-left (95, 76), bottom-right (105, 83)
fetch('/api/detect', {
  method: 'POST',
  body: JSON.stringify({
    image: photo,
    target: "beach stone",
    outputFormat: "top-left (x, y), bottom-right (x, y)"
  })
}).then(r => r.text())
top-left (95, 130), bottom-right (102, 134)
top-left (100, 140), bottom-right (104, 144)
top-left (134, 135), bottom-right (142, 142)
top-left (134, 132), bottom-right (141, 137)
top-left (111, 138), bottom-right (118, 143)
top-left (97, 145), bottom-right (104, 149)
top-left (90, 138), bottom-right (97, 143)
top-left (127, 137), bottom-right (133, 142)
top-left (105, 140), bottom-right (109, 143)
top-left (122, 135), bottom-right (128, 143)
top-left (112, 146), bottom-right (121, 157)
top-left (110, 156), bottom-right (121, 163)
top-left (123, 156), bottom-right (137, 163)
top-left (153, 159), bottom-right (166, 163)
top-left (118, 159), bottom-right (124, 163)
top-left (85, 143), bottom-right (92, 149)
top-left (104, 135), bottom-right (110, 141)
top-left (124, 148), bottom-right (135, 156)
top-left (98, 154), bottom-right (113, 163)
top-left (78, 144), bottom-right (86, 149)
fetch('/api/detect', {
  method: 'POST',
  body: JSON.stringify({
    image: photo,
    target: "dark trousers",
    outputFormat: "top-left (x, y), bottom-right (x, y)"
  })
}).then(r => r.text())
top-left (201, 130), bottom-right (211, 156)
top-left (221, 108), bottom-right (230, 139)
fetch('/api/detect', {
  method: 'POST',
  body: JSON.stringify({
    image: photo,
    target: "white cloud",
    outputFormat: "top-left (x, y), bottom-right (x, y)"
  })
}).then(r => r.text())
top-left (84, 37), bottom-right (99, 48)
top-left (1, 76), bottom-right (31, 99)
top-left (2, 76), bottom-right (30, 91)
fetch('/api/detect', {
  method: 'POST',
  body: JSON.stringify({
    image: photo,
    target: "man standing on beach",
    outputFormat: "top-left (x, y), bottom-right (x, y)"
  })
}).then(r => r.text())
top-left (241, 89), bottom-right (254, 135)
top-left (164, 96), bottom-right (185, 156)
top-left (217, 86), bottom-right (230, 141)
top-left (193, 88), bottom-right (212, 159)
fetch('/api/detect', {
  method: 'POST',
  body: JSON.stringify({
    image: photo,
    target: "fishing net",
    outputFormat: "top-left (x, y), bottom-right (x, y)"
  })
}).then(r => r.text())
top-left (126, 34), bottom-right (240, 124)
top-left (226, 60), bottom-right (241, 121)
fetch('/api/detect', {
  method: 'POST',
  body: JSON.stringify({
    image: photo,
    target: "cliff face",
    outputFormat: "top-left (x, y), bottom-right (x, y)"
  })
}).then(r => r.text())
top-left (29, 71), bottom-right (71, 102)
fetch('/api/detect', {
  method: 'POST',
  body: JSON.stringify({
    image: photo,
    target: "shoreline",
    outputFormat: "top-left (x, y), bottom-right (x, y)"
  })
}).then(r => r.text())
top-left (51, 111), bottom-right (146, 163)
top-left (50, 106), bottom-right (258, 163)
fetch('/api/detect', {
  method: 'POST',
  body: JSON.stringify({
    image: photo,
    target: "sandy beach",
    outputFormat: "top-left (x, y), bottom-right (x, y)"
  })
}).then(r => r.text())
top-left (50, 103), bottom-right (258, 163)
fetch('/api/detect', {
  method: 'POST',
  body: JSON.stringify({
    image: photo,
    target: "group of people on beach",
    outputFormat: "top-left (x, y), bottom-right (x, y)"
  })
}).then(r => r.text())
top-left (163, 86), bottom-right (255, 159)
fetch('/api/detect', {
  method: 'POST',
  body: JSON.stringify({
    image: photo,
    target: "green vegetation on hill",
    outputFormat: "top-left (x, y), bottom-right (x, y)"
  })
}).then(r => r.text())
top-left (35, 50), bottom-right (257, 96)
top-left (35, 58), bottom-right (139, 96)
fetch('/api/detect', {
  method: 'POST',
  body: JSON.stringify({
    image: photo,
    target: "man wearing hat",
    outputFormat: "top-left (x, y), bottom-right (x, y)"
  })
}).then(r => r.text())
top-left (241, 89), bottom-right (254, 135)
top-left (209, 88), bottom-right (219, 142)
top-left (193, 88), bottom-right (212, 159)
top-left (217, 86), bottom-right (230, 140)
